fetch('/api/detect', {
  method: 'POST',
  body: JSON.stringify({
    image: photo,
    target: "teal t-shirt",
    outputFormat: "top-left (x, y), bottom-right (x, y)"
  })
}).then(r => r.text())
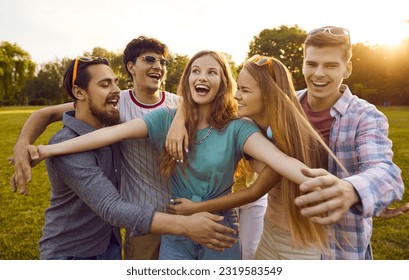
top-left (142, 108), bottom-right (259, 202)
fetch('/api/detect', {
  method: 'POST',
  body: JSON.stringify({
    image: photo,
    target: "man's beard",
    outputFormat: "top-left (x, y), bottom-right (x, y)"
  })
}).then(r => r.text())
top-left (88, 99), bottom-right (120, 126)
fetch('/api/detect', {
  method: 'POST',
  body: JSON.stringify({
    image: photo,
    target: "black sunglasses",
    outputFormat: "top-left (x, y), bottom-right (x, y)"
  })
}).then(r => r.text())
top-left (138, 55), bottom-right (170, 67)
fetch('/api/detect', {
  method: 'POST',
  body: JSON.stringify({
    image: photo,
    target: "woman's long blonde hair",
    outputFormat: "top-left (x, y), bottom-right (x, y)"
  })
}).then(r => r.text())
top-left (159, 50), bottom-right (238, 178)
top-left (244, 55), bottom-right (348, 250)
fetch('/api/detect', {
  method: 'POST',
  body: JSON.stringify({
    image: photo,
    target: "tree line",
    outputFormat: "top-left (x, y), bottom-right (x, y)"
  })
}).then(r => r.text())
top-left (1, 25), bottom-right (408, 106)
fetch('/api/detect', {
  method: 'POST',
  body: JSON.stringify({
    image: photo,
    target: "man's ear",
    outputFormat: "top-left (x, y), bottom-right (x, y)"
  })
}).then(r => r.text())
top-left (72, 85), bottom-right (86, 101)
top-left (127, 61), bottom-right (135, 75)
top-left (344, 61), bottom-right (352, 79)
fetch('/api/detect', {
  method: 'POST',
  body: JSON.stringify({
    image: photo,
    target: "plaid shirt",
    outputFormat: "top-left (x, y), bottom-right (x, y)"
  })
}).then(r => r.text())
top-left (298, 85), bottom-right (404, 259)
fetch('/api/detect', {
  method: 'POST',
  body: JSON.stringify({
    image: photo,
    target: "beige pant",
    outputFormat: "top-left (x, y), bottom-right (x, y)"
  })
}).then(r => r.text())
top-left (124, 230), bottom-right (161, 260)
top-left (254, 217), bottom-right (321, 260)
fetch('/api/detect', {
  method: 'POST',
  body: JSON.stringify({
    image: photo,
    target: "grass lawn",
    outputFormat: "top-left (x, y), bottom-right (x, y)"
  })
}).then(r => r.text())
top-left (0, 106), bottom-right (408, 259)
top-left (371, 106), bottom-right (409, 259)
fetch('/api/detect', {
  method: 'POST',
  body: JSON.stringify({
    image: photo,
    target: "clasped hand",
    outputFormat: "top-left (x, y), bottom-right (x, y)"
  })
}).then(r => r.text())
top-left (165, 198), bottom-right (198, 215)
top-left (8, 144), bottom-right (46, 195)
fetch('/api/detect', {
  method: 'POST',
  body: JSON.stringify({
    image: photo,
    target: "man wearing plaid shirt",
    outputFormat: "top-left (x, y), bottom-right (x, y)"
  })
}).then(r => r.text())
top-left (294, 26), bottom-right (404, 259)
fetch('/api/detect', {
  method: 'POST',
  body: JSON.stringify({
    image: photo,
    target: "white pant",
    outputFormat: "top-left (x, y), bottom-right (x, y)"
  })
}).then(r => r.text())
top-left (236, 194), bottom-right (268, 260)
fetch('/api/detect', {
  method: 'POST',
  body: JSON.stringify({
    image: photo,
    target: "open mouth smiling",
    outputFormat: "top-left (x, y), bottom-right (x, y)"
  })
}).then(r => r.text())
top-left (107, 97), bottom-right (119, 109)
top-left (147, 73), bottom-right (161, 80)
top-left (312, 81), bottom-right (330, 87)
top-left (195, 84), bottom-right (210, 95)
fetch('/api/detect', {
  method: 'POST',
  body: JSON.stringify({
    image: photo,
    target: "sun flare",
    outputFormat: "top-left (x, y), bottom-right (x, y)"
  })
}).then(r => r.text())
top-left (351, 20), bottom-right (409, 47)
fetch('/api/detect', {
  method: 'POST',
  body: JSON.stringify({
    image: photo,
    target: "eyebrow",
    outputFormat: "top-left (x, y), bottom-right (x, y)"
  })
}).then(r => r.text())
top-left (98, 77), bottom-right (118, 83)
top-left (192, 64), bottom-right (219, 70)
top-left (203, 67), bottom-right (219, 72)
top-left (239, 85), bottom-right (252, 90)
top-left (305, 60), bottom-right (340, 65)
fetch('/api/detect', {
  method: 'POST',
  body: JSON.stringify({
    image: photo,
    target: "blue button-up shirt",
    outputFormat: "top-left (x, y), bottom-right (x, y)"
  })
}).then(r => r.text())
top-left (40, 111), bottom-right (156, 259)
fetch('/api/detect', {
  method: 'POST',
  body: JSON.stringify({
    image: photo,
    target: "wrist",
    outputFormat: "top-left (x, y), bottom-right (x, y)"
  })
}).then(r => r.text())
top-left (14, 139), bottom-right (30, 152)
top-left (194, 202), bottom-right (206, 213)
top-left (15, 138), bottom-right (30, 145)
top-left (151, 212), bottom-right (187, 236)
top-left (177, 215), bottom-right (189, 236)
top-left (343, 180), bottom-right (360, 206)
top-left (38, 144), bottom-right (52, 159)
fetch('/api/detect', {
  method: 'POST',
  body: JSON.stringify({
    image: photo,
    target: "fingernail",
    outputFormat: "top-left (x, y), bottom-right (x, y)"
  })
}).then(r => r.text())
top-left (185, 148), bottom-right (189, 154)
top-left (295, 197), bottom-right (303, 205)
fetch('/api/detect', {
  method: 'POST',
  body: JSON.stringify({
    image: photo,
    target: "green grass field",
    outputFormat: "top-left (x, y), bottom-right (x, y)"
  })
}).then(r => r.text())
top-left (0, 106), bottom-right (408, 259)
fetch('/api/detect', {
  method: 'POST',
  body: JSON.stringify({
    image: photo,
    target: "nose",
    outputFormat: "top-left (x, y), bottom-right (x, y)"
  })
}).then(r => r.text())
top-left (314, 65), bottom-right (325, 77)
top-left (152, 60), bottom-right (162, 69)
top-left (234, 89), bottom-right (241, 100)
top-left (198, 76), bottom-right (207, 82)
top-left (198, 71), bottom-right (208, 81)
top-left (113, 83), bottom-right (121, 93)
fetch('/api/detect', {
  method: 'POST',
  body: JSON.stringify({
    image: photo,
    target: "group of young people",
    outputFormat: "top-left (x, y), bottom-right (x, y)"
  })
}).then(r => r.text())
top-left (10, 26), bottom-right (407, 260)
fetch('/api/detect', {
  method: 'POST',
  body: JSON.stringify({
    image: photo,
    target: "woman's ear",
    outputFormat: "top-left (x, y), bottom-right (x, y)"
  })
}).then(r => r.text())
top-left (72, 85), bottom-right (85, 101)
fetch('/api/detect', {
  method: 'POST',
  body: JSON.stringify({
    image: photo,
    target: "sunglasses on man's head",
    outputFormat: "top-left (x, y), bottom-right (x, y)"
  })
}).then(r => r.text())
top-left (72, 56), bottom-right (106, 85)
top-left (308, 27), bottom-right (351, 45)
top-left (138, 55), bottom-right (170, 67)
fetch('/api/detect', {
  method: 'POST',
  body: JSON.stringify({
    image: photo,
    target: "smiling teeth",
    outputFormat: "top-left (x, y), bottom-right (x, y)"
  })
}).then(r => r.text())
top-left (108, 99), bottom-right (118, 107)
top-left (195, 85), bottom-right (209, 90)
top-left (148, 73), bottom-right (161, 79)
top-left (313, 82), bottom-right (328, 86)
